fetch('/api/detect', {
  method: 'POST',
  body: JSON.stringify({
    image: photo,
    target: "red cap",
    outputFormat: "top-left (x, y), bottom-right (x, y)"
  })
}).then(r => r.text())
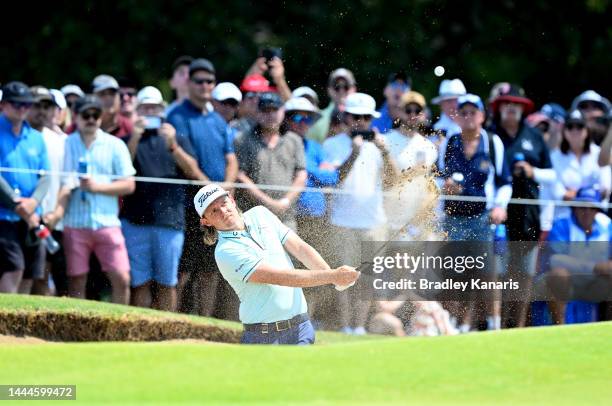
top-left (240, 74), bottom-right (271, 92)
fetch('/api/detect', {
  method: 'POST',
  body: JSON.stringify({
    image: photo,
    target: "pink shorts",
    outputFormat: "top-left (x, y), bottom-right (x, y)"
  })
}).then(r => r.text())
top-left (64, 227), bottom-right (130, 277)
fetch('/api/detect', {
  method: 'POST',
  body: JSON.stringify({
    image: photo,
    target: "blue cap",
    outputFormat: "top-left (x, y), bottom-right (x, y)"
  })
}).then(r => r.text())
top-left (575, 187), bottom-right (601, 204)
top-left (457, 93), bottom-right (484, 111)
top-left (540, 103), bottom-right (566, 123)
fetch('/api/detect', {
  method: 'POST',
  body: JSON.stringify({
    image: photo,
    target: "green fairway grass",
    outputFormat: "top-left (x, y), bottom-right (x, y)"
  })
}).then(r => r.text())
top-left (0, 294), bottom-right (610, 405)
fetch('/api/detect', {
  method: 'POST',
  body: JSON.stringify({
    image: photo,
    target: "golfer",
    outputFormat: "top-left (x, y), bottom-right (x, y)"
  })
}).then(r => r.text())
top-left (194, 184), bottom-right (360, 345)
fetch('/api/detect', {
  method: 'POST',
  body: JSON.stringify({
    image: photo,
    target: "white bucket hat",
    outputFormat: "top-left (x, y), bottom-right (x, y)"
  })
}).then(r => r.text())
top-left (431, 79), bottom-right (467, 104)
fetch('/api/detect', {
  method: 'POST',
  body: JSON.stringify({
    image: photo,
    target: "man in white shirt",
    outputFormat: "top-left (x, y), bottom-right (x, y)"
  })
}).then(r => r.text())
top-left (323, 92), bottom-right (397, 334)
top-left (26, 86), bottom-right (67, 295)
top-left (383, 91), bottom-right (439, 241)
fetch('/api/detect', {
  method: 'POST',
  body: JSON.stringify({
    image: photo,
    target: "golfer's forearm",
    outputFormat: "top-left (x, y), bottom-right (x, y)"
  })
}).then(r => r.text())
top-left (249, 268), bottom-right (336, 288)
top-left (284, 233), bottom-right (330, 270)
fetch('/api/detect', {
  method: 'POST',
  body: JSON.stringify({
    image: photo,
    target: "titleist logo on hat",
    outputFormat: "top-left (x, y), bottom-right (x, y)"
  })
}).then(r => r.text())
top-left (198, 187), bottom-right (220, 207)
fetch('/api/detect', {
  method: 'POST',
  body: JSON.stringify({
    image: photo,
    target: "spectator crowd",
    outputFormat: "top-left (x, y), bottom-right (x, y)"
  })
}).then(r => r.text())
top-left (1, 52), bottom-right (611, 335)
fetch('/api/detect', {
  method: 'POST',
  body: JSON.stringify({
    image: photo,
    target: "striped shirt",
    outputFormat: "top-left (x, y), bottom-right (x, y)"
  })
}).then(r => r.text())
top-left (62, 129), bottom-right (135, 229)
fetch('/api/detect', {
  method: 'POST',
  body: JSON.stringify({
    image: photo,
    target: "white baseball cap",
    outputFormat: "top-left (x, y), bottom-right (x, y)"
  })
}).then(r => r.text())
top-left (212, 82), bottom-right (242, 102)
top-left (92, 74), bottom-right (119, 93)
top-left (431, 79), bottom-right (467, 104)
top-left (60, 84), bottom-right (85, 98)
top-left (50, 89), bottom-right (67, 110)
top-left (344, 92), bottom-right (380, 118)
top-left (291, 86), bottom-right (319, 105)
top-left (284, 97), bottom-right (320, 115)
top-left (193, 184), bottom-right (230, 218)
top-left (137, 86), bottom-right (165, 106)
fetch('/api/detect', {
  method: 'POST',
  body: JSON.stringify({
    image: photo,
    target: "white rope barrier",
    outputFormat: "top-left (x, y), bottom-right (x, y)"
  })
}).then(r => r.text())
top-left (1, 166), bottom-right (610, 209)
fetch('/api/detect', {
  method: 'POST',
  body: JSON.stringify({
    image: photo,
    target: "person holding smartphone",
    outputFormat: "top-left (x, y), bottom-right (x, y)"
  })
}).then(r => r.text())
top-left (244, 47), bottom-right (292, 102)
top-left (323, 92), bottom-right (398, 335)
top-left (121, 86), bottom-right (205, 311)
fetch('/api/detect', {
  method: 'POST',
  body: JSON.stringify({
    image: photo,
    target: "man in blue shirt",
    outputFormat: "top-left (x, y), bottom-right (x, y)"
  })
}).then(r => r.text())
top-left (167, 58), bottom-right (239, 317)
top-left (194, 183), bottom-right (359, 344)
top-left (122, 86), bottom-right (204, 311)
top-left (371, 72), bottom-right (411, 134)
top-left (441, 94), bottom-right (512, 332)
top-left (544, 187), bottom-right (612, 324)
top-left (0, 82), bottom-right (50, 293)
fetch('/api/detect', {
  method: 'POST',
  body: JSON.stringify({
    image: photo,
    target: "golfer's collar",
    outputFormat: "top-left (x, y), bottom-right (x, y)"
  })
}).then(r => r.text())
top-left (218, 223), bottom-right (253, 239)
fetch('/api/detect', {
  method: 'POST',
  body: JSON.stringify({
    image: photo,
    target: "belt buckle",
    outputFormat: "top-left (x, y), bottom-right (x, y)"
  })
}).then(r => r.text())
top-left (261, 323), bottom-right (269, 334)
top-left (275, 320), bottom-right (291, 332)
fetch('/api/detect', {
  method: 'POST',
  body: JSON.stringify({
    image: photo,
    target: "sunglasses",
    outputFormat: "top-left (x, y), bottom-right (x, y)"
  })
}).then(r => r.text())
top-left (10, 101), bottom-right (33, 109)
top-left (290, 114), bottom-right (314, 125)
top-left (565, 123), bottom-right (585, 131)
top-left (389, 81), bottom-right (409, 91)
top-left (80, 112), bottom-right (101, 121)
top-left (34, 102), bottom-right (54, 110)
top-left (405, 107), bottom-right (423, 115)
top-left (220, 99), bottom-right (239, 107)
top-left (348, 114), bottom-right (372, 121)
top-left (191, 77), bottom-right (215, 85)
top-left (579, 101), bottom-right (602, 111)
top-left (333, 84), bottom-right (350, 92)
top-left (245, 92), bottom-right (258, 99)
top-left (259, 107), bottom-right (280, 113)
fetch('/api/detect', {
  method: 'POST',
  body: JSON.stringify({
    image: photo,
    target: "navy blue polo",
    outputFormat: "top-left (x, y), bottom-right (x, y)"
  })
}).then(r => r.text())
top-left (443, 130), bottom-right (511, 216)
top-left (166, 99), bottom-right (234, 182)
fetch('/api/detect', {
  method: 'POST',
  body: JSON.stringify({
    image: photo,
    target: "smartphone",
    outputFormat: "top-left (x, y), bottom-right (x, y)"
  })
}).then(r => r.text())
top-left (260, 47), bottom-right (283, 62)
top-left (144, 116), bottom-right (163, 130)
top-left (351, 130), bottom-right (376, 141)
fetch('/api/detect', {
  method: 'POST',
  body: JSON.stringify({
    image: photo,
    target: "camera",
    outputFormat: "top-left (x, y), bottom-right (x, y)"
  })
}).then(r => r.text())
top-left (351, 130), bottom-right (376, 141)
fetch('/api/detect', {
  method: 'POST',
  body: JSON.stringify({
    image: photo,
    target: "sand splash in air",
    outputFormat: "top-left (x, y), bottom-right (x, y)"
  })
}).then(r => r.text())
top-left (384, 165), bottom-right (443, 241)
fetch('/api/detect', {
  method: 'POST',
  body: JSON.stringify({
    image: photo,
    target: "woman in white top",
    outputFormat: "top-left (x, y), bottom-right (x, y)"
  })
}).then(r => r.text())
top-left (550, 110), bottom-right (611, 220)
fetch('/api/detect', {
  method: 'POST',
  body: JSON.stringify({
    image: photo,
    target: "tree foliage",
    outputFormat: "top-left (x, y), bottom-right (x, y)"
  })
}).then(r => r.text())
top-left (3, 0), bottom-right (610, 108)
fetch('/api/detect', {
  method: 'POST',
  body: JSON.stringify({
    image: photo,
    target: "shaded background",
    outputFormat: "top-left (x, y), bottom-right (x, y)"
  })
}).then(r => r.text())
top-left (2, 0), bottom-right (610, 109)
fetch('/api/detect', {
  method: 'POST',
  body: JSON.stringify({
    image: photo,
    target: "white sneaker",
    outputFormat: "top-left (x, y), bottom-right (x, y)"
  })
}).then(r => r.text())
top-left (353, 326), bottom-right (367, 335)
